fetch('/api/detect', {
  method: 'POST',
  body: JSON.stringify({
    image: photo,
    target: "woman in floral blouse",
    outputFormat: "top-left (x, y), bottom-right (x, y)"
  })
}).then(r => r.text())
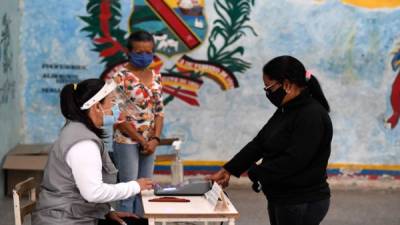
top-left (105, 30), bottom-right (164, 216)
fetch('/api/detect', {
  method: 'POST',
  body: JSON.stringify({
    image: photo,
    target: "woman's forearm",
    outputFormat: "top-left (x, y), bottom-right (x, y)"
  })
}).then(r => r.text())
top-left (66, 140), bottom-right (141, 203)
top-left (153, 115), bottom-right (164, 138)
top-left (116, 122), bottom-right (145, 143)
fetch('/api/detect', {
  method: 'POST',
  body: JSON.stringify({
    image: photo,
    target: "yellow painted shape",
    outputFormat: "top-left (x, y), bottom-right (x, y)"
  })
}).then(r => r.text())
top-left (328, 163), bottom-right (400, 171)
top-left (156, 160), bottom-right (226, 166)
top-left (176, 62), bottom-right (230, 90)
top-left (165, 0), bottom-right (205, 8)
top-left (155, 161), bottom-right (400, 171)
top-left (342, 0), bottom-right (400, 9)
top-left (162, 81), bottom-right (199, 92)
top-left (394, 60), bottom-right (400, 68)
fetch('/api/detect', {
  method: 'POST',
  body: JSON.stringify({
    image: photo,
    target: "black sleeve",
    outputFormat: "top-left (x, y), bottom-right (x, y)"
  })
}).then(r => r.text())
top-left (253, 108), bottom-right (324, 184)
top-left (223, 128), bottom-right (265, 177)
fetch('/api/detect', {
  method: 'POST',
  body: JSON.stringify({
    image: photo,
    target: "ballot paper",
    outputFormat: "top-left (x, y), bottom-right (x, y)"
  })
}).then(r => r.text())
top-left (204, 182), bottom-right (227, 209)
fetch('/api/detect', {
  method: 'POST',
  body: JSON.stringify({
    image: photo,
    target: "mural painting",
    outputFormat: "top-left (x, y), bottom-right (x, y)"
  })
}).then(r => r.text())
top-left (80, 0), bottom-right (256, 106)
top-left (386, 44), bottom-right (400, 129)
top-left (0, 13), bottom-right (15, 106)
top-left (18, 0), bottom-right (400, 178)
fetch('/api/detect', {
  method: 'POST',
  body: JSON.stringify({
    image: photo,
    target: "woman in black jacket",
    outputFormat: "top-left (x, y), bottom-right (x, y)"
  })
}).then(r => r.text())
top-left (209, 55), bottom-right (333, 225)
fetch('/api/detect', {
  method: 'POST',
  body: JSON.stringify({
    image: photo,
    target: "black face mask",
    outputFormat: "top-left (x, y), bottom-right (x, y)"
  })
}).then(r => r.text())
top-left (266, 86), bottom-right (286, 107)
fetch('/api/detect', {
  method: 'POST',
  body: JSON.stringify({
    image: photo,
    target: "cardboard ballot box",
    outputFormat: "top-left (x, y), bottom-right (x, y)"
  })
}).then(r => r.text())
top-left (2, 144), bottom-right (51, 196)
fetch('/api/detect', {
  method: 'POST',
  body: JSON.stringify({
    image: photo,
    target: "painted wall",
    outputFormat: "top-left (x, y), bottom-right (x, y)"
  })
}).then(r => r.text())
top-left (20, 0), bottom-right (400, 167)
top-left (0, 0), bottom-right (22, 196)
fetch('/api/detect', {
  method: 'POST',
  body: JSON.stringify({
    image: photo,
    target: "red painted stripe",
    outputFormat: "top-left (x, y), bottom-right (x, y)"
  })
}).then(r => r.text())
top-left (163, 87), bottom-right (199, 106)
top-left (327, 174), bottom-right (400, 180)
top-left (163, 86), bottom-right (197, 96)
top-left (155, 171), bottom-right (400, 180)
top-left (146, 0), bottom-right (201, 49)
top-left (98, 0), bottom-right (127, 55)
top-left (154, 170), bottom-right (217, 175)
top-left (387, 72), bottom-right (400, 128)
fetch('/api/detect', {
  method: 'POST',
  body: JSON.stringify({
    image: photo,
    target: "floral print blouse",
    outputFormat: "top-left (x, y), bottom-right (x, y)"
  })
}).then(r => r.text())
top-left (106, 62), bottom-right (164, 144)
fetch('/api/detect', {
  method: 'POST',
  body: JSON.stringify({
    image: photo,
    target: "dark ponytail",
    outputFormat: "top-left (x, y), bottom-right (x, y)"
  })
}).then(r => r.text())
top-left (263, 55), bottom-right (330, 112)
top-left (306, 75), bottom-right (330, 112)
top-left (60, 79), bottom-right (106, 138)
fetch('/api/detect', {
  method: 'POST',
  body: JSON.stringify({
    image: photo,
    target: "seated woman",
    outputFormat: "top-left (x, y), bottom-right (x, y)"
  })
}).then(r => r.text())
top-left (32, 79), bottom-right (152, 225)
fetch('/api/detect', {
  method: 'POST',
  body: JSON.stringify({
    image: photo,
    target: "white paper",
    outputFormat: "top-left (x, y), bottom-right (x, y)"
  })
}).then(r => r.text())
top-left (204, 182), bottom-right (223, 208)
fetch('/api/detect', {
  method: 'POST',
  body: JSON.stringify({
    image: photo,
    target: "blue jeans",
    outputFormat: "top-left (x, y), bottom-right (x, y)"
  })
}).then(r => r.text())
top-left (268, 198), bottom-right (330, 225)
top-left (113, 142), bottom-right (155, 216)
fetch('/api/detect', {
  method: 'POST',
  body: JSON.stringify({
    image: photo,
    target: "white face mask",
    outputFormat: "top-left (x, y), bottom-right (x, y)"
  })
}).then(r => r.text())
top-left (100, 104), bottom-right (121, 126)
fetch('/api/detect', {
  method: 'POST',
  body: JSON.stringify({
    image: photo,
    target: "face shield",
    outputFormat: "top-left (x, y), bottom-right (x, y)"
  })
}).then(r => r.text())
top-left (80, 80), bottom-right (117, 110)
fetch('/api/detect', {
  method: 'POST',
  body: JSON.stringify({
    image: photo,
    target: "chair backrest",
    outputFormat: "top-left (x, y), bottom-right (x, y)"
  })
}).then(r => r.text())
top-left (13, 177), bottom-right (37, 225)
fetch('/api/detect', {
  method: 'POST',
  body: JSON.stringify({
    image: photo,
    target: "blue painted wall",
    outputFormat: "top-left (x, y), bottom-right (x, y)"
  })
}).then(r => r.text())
top-left (0, 0), bottom-right (22, 196)
top-left (18, 0), bottom-right (400, 165)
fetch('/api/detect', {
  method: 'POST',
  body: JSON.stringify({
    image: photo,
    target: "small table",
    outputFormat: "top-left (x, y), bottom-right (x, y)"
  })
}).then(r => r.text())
top-left (141, 190), bottom-right (239, 225)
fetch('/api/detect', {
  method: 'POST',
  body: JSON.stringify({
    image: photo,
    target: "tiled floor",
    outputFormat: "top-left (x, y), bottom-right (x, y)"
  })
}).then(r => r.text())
top-left (1, 187), bottom-right (399, 225)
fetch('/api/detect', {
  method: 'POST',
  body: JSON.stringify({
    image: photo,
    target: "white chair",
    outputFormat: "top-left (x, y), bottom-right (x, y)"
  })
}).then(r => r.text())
top-left (13, 177), bottom-right (36, 225)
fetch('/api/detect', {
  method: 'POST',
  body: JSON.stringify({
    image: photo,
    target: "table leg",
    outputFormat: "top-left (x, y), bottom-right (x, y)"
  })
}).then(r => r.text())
top-left (148, 218), bottom-right (155, 225)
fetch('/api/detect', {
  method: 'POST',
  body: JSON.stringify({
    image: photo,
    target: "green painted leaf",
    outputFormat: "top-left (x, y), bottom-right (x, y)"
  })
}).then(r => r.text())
top-left (163, 95), bottom-right (175, 106)
top-left (87, 0), bottom-right (99, 13)
top-left (208, 42), bottom-right (217, 59)
top-left (207, 0), bottom-right (257, 75)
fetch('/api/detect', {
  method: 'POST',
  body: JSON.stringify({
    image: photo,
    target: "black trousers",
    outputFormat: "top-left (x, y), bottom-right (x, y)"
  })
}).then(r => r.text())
top-left (267, 198), bottom-right (330, 225)
top-left (98, 217), bottom-right (148, 225)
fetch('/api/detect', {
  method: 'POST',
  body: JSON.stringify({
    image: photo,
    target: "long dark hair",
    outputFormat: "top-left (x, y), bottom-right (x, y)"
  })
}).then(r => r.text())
top-left (60, 79), bottom-right (106, 138)
top-left (263, 55), bottom-right (330, 112)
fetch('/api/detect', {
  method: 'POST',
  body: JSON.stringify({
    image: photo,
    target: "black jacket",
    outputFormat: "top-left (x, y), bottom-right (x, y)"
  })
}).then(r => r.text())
top-left (224, 89), bottom-right (332, 204)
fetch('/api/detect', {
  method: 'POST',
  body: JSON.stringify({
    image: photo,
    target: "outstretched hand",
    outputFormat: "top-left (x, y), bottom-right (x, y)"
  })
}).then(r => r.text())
top-left (137, 178), bottom-right (154, 190)
top-left (206, 168), bottom-right (231, 188)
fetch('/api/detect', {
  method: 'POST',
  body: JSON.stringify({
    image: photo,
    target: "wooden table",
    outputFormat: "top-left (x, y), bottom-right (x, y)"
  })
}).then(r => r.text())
top-left (141, 190), bottom-right (239, 225)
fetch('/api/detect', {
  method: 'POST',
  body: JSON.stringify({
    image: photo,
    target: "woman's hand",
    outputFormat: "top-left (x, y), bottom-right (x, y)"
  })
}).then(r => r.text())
top-left (137, 178), bottom-right (154, 190)
top-left (207, 168), bottom-right (231, 188)
top-left (139, 140), bottom-right (149, 153)
top-left (143, 139), bottom-right (158, 155)
top-left (106, 211), bottom-right (139, 225)
top-left (136, 134), bottom-right (146, 146)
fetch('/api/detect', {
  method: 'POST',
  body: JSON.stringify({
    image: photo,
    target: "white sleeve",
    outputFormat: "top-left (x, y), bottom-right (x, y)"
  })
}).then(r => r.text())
top-left (66, 140), bottom-right (141, 203)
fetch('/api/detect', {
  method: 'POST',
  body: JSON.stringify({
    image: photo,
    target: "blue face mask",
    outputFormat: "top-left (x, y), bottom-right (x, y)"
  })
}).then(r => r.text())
top-left (128, 51), bottom-right (153, 69)
top-left (102, 104), bottom-right (121, 126)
